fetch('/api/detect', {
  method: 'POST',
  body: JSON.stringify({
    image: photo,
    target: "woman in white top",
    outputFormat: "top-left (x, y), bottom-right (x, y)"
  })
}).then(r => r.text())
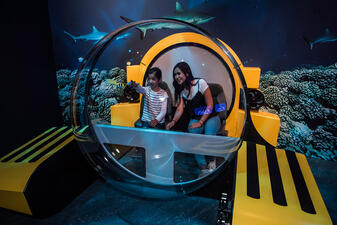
top-left (166, 62), bottom-right (220, 174)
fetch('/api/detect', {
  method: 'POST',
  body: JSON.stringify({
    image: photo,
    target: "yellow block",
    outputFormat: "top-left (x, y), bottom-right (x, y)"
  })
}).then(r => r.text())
top-left (126, 65), bottom-right (143, 84)
top-left (242, 67), bottom-right (261, 89)
top-left (0, 190), bottom-right (31, 215)
top-left (250, 110), bottom-right (280, 147)
top-left (226, 109), bottom-right (246, 138)
top-left (110, 102), bottom-right (140, 127)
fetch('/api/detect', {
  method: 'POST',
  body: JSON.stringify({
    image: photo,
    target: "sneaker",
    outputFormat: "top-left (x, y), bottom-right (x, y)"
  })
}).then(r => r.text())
top-left (207, 160), bottom-right (216, 172)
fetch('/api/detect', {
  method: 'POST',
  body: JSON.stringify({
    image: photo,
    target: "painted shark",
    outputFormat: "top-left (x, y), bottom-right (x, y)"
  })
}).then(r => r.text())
top-left (64, 26), bottom-right (130, 44)
top-left (120, 1), bottom-right (215, 39)
top-left (64, 26), bottom-right (107, 44)
top-left (303, 28), bottom-right (337, 50)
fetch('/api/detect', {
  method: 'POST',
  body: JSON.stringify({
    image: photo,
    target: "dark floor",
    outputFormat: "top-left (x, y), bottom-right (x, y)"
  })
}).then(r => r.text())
top-left (306, 158), bottom-right (337, 225)
top-left (0, 157), bottom-right (336, 225)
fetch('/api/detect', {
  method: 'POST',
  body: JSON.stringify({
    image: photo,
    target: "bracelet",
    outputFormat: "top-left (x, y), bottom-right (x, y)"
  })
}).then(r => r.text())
top-left (172, 119), bottom-right (177, 124)
top-left (199, 120), bottom-right (204, 125)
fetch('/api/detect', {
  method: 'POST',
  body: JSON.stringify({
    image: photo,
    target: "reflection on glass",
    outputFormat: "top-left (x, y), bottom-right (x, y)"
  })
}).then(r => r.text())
top-left (174, 152), bottom-right (225, 182)
top-left (104, 144), bottom-right (146, 178)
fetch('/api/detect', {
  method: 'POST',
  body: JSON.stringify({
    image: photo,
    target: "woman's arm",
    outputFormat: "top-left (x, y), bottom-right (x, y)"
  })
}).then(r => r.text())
top-left (189, 87), bottom-right (213, 129)
top-left (166, 96), bottom-right (184, 130)
top-left (200, 87), bottom-right (213, 124)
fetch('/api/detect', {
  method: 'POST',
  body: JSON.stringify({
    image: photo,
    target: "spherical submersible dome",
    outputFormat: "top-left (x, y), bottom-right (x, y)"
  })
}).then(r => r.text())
top-left (70, 18), bottom-right (248, 198)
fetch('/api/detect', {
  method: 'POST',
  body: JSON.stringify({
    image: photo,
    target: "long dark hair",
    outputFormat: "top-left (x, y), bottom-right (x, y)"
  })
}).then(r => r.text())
top-left (172, 62), bottom-right (195, 104)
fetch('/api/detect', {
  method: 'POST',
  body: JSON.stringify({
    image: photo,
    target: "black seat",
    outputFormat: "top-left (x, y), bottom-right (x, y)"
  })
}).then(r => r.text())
top-left (208, 83), bottom-right (228, 136)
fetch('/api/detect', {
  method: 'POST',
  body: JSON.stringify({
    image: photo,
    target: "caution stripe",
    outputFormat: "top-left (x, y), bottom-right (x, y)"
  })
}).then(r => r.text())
top-left (1, 127), bottom-right (58, 162)
top-left (244, 142), bottom-right (321, 211)
top-left (29, 135), bottom-right (75, 163)
top-left (21, 128), bottom-right (73, 163)
top-left (256, 144), bottom-right (273, 203)
top-left (7, 127), bottom-right (68, 163)
top-left (275, 148), bottom-right (300, 208)
top-left (296, 153), bottom-right (331, 219)
top-left (285, 150), bottom-right (316, 214)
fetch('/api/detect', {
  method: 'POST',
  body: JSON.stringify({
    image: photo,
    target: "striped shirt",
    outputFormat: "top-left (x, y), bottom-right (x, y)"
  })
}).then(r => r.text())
top-left (138, 86), bottom-right (168, 123)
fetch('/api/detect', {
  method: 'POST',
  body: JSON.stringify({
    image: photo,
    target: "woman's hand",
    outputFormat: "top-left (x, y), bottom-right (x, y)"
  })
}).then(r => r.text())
top-left (150, 119), bottom-right (159, 127)
top-left (166, 120), bottom-right (176, 130)
top-left (188, 121), bottom-right (203, 129)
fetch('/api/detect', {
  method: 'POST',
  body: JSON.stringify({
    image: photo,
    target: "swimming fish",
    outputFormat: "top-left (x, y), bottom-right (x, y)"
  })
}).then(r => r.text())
top-left (64, 26), bottom-right (132, 44)
top-left (303, 28), bottom-right (337, 50)
top-left (115, 32), bottom-right (131, 40)
top-left (106, 79), bottom-right (125, 88)
top-left (64, 26), bottom-right (107, 44)
top-left (120, 1), bottom-right (215, 39)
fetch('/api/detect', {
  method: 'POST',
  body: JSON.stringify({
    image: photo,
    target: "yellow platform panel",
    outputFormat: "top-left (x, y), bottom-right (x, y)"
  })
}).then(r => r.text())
top-left (0, 127), bottom-right (81, 216)
top-left (232, 142), bottom-right (332, 225)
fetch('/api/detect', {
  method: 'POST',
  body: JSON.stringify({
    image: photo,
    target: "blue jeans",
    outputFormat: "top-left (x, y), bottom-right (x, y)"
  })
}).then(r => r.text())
top-left (140, 121), bottom-right (165, 129)
top-left (187, 116), bottom-right (221, 167)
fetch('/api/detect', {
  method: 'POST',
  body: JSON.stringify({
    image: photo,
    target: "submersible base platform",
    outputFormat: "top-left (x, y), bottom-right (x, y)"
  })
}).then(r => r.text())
top-left (0, 127), bottom-right (333, 225)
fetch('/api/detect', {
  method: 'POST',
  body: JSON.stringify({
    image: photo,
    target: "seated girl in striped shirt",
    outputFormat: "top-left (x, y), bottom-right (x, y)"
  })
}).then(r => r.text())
top-left (131, 67), bottom-right (168, 129)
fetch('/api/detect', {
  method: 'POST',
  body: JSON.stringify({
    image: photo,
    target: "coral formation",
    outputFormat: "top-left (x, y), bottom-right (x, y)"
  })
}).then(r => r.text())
top-left (260, 64), bottom-right (337, 161)
top-left (57, 67), bottom-right (126, 124)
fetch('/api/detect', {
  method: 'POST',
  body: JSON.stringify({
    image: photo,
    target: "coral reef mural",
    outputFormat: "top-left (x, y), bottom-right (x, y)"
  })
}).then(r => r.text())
top-left (57, 68), bottom-right (126, 124)
top-left (260, 64), bottom-right (337, 161)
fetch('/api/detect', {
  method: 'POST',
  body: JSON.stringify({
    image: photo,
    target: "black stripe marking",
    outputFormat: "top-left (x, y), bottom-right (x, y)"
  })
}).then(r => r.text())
top-left (247, 142), bottom-right (260, 199)
top-left (29, 131), bottom-right (74, 162)
top-left (266, 145), bottom-right (287, 206)
top-left (285, 150), bottom-right (316, 214)
top-left (1, 128), bottom-right (57, 162)
top-left (14, 129), bottom-right (70, 162)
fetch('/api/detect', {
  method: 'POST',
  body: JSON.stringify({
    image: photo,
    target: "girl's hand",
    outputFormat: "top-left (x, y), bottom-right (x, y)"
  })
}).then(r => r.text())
top-left (166, 121), bottom-right (175, 130)
top-left (150, 119), bottom-right (159, 127)
top-left (188, 121), bottom-right (203, 129)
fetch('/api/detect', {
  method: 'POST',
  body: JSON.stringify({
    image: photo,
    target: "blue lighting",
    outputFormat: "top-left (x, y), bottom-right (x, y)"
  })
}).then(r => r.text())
top-left (194, 103), bottom-right (226, 116)
top-left (215, 103), bottom-right (226, 112)
top-left (194, 106), bottom-right (212, 116)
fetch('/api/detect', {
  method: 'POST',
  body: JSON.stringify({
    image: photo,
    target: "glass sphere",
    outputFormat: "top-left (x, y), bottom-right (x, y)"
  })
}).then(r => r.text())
top-left (71, 19), bottom-right (247, 198)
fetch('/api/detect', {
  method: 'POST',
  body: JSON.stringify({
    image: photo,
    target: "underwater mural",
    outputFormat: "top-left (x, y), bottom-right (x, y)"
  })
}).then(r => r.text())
top-left (49, 0), bottom-right (337, 161)
top-left (57, 67), bottom-right (126, 124)
top-left (260, 64), bottom-right (337, 161)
